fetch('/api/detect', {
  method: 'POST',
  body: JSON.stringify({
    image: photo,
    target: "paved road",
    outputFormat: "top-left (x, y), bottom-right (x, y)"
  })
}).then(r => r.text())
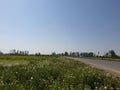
top-left (67, 57), bottom-right (120, 76)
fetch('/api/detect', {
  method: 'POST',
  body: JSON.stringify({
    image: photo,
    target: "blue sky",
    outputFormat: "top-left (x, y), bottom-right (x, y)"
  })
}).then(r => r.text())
top-left (0, 0), bottom-right (120, 55)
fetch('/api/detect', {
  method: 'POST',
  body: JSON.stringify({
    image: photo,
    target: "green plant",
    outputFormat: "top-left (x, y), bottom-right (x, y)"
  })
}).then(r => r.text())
top-left (0, 56), bottom-right (119, 90)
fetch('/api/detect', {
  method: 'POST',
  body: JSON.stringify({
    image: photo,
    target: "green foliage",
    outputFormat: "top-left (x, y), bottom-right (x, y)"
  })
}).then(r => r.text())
top-left (0, 56), bottom-right (120, 90)
top-left (90, 57), bottom-right (120, 62)
top-left (65, 52), bottom-right (68, 56)
top-left (80, 52), bottom-right (95, 57)
top-left (104, 50), bottom-right (118, 58)
top-left (109, 50), bottom-right (118, 57)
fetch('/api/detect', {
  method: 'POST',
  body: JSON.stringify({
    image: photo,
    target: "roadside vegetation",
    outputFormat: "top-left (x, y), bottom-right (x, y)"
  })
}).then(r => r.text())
top-left (94, 50), bottom-right (120, 62)
top-left (84, 50), bottom-right (120, 62)
top-left (87, 57), bottom-right (120, 62)
top-left (0, 56), bottom-right (120, 90)
top-left (70, 50), bottom-right (120, 62)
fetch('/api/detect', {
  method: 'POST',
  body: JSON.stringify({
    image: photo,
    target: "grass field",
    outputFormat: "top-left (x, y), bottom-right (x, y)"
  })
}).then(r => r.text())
top-left (86, 57), bottom-right (120, 62)
top-left (0, 56), bottom-right (120, 90)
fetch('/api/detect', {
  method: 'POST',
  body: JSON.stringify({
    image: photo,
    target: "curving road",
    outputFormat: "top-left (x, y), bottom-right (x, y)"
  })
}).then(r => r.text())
top-left (67, 57), bottom-right (120, 76)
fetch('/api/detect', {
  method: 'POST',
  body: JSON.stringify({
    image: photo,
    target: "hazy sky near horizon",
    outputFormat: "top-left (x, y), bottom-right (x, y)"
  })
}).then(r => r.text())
top-left (0, 0), bottom-right (120, 54)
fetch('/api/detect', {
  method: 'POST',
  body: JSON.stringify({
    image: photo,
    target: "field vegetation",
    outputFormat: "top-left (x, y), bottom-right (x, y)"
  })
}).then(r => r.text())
top-left (0, 56), bottom-right (120, 90)
top-left (86, 57), bottom-right (120, 62)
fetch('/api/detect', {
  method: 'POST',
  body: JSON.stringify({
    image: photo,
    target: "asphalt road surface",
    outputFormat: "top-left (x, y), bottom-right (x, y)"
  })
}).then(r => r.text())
top-left (67, 57), bottom-right (120, 76)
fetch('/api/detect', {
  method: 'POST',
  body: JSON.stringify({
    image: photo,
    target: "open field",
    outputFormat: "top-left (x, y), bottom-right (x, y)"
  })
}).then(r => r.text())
top-left (0, 56), bottom-right (52, 66)
top-left (0, 56), bottom-right (120, 90)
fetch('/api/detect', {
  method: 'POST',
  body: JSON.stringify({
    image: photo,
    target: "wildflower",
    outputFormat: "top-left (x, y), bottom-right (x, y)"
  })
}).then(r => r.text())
top-left (95, 87), bottom-right (98, 89)
top-left (110, 87), bottom-right (114, 90)
top-left (15, 72), bottom-right (18, 74)
top-left (104, 86), bottom-right (107, 89)
top-left (31, 77), bottom-right (33, 80)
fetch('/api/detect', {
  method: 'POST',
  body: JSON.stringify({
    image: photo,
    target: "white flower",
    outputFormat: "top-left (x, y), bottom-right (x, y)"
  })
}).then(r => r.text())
top-left (16, 72), bottom-right (18, 74)
top-left (31, 77), bottom-right (33, 80)
top-left (104, 86), bottom-right (107, 89)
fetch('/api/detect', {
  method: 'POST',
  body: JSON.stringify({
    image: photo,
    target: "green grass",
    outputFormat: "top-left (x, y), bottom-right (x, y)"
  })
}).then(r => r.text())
top-left (0, 56), bottom-right (120, 90)
top-left (0, 56), bottom-right (53, 66)
top-left (86, 57), bottom-right (120, 62)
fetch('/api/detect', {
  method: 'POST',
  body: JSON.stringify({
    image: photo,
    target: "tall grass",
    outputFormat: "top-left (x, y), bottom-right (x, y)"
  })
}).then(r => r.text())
top-left (0, 56), bottom-right (119, 90)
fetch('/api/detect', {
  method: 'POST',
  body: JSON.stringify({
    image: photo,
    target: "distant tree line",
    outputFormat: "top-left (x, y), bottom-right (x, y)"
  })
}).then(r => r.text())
top-left (0, 49), bottom-right (42, 56)
top-left (103, 50), bottom-right (118, 58)
top-left (51, 50), bottom-right (119, 58)
top-left (35, 52), bottom-right (41, 56)
top-left (9, 49), bottom-right (29, 55)
top-left (0, 49), bottom-right (119, 58)
top-left (51, 51), bottom-right (95, 57)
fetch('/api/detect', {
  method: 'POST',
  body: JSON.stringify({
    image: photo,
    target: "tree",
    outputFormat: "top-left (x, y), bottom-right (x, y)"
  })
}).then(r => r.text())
top-left (104, 52), bottom-right (109, 57)
top-left (0, 51), bottom-right (3, 55)
top-left (109, 50), bottom-right (117, 57)
top-left (35, 52), bottom-right (41, 56)
top-left (80, 52), bottom-right (95, 57)
top-left (75, 52), bottom-right (80, 57)
top-left (70, 52), bottom-right (76, 57)
top-left (52, 52), bottom-right (56, 56)
top-left (97, 52), bottom-right (100, 57)
top-left (104, 50), bottom-right (117, 58)
top-left (9, 49), bottom-right (29, 55)
top-left (10, 49), bottom-right (16, 55)
top-left (88, 52), bottom-right (95, 57)
top-left (65, 52), bottom-right (68, 56)
top-left (24, 51), bottom-right (29, 55)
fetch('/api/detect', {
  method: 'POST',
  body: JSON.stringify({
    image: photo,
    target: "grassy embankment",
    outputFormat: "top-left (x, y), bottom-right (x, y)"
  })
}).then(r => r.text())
top-left (0, 56), bottom-right (120, 90)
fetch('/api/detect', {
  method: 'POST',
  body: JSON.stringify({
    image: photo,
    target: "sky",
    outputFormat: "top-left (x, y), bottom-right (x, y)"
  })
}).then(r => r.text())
top-left (0, 0), bottom-right (120, 55)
